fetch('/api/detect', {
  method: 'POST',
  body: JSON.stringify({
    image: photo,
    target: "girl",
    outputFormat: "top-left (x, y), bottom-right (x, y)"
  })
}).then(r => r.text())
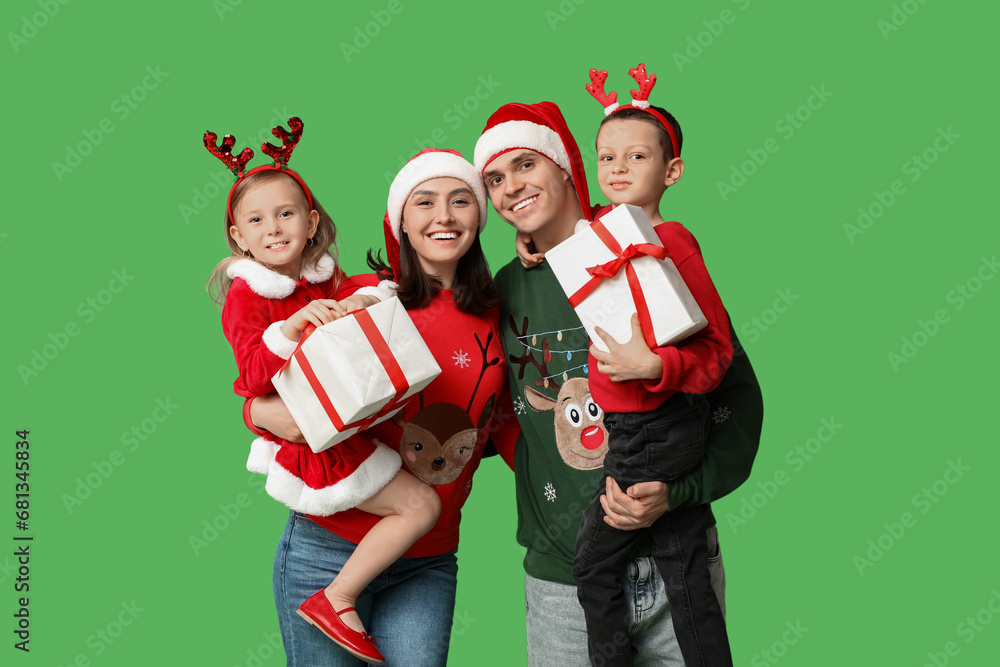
top-left (206, 119), bottom-right (443, 665)
top-left (248, 148), bottom-right (519, 666)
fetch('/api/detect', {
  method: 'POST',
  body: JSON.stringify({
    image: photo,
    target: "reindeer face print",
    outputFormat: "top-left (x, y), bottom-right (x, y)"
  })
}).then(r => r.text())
top-left (394, 397), bottom-right (494, 486)
top-left (525, 378), bottom-right (608, 470)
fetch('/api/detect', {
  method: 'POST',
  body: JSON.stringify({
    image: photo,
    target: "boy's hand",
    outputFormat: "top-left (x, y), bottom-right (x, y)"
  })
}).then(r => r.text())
top-left (515, 231), bottom-right (544, 269)
top-left (602, 478), bottom-right (669, 529)
top-left (280, 299), bottom-right (348, 340)
top-left (339, 293), bottom-right (379, 312)
top-left (591, 314), bottom-right (663, 382)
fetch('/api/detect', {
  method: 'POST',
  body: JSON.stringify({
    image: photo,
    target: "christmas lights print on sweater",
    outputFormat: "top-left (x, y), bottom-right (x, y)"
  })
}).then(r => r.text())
top-left (509, 316), bottom-right (609, 471)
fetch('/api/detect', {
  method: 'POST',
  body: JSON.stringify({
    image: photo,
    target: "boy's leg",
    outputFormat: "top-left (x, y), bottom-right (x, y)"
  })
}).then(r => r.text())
top-left (573, 476), bottom-right (641, 667)
top-left (649, 505), bottom-right (732, 667)
top-left (629, 526), bottom-right (726, 667)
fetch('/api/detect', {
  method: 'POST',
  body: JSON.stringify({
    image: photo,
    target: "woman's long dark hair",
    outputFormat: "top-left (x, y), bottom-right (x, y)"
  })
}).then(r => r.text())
top-left (367, 230), bottom-right (500, 316)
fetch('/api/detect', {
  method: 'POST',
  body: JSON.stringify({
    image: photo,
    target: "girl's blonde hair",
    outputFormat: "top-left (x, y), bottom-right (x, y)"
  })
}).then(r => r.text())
top-left (206, 169), bottom-right (339, 306)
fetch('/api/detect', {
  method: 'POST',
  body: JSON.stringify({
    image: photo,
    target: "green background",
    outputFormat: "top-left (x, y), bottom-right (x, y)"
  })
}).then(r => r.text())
top-left (4, 0), bottom-right (997, 664)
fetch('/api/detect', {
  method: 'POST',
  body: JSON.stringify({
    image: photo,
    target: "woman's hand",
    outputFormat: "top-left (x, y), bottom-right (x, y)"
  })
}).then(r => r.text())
top-left (249, 394), bottom-right (306, 443)
top-left (339, 293), bottom-right (379, 313)
top-left (590, 314), bottom-right (663, 382)
top-left (280, 299), bottom-right (349, 340)
top-left (515, 231), bottom-right (544, 269)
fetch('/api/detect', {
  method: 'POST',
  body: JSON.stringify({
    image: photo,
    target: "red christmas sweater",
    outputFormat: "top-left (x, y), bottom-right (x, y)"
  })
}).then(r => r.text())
top-left (586, 208), bottom-right (733, 413)
top-left (223, 254), bottom-right (402, 516)
top-left (243, 283), bottom-right (520, 558)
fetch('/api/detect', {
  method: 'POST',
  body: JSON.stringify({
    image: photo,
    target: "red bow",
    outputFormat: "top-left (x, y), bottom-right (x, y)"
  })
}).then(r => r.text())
top-left (568, 218), bottom-right (668, 349)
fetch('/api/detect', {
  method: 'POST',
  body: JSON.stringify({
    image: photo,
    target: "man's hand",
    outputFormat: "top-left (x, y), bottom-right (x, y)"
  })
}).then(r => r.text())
top-left (591, 314), bottom-right (663, 382)
top-left (601, 478), bottom-right (670, 529)
top-left (515, 231), bottom-right (544, 269)
top-left (249, 394), bottom-right (306, 443)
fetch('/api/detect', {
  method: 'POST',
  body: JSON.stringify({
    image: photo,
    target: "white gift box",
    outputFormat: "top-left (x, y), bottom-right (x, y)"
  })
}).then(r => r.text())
top-left (272, 297), bottom-right (442, 453)
top-left (545, 204), bottom-right (707, 353)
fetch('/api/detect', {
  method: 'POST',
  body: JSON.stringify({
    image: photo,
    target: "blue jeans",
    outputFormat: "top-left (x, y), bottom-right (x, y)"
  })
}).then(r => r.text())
top-left (527, 526), bottom-right (726, 667)
top-left (272, 511), bottom-right (458, 666)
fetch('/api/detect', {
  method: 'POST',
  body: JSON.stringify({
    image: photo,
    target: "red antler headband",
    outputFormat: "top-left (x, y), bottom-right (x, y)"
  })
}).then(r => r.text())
top-left (587, 64), bottom-right (680, 158)
top-left (203, 116), bottom-right (313, 225)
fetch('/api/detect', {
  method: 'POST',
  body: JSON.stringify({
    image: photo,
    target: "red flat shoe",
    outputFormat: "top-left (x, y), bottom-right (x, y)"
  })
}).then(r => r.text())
top-left (296, 590), bottom-right (385, 664)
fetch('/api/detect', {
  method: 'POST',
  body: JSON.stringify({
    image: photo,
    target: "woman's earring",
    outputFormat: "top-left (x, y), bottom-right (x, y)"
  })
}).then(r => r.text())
top-left (306, 237), bottom-right (315, 247)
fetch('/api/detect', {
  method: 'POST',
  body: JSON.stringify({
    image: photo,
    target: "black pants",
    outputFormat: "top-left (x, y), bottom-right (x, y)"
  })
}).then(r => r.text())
top-left (572, 393), bottom-right (732, 667)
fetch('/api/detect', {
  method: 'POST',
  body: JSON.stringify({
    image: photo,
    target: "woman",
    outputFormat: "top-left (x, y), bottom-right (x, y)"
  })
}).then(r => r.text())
top-left (246, 148), bottom-right (517, 665)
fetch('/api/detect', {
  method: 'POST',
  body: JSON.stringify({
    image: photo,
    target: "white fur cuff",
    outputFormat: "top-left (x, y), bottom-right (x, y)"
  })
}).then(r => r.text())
top-left (262, 321), bottom-right (298, 360)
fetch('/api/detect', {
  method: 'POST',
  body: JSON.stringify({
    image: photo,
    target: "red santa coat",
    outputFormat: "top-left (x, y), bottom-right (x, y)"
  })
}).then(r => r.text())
top-left (222, 254), bottom-right (400, 515)
top-left (242, 284), bottom-right (521, 557)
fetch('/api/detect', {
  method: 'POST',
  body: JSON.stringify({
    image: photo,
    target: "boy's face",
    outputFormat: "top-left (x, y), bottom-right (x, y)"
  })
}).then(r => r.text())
top-left (482, 149), bottom-right (574, 236)
top-left (596, 118), bottom-right (677, 209)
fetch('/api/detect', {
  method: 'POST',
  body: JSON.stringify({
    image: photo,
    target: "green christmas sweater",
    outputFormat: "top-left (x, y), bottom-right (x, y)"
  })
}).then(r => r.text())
top-left (494, 257), bottom-right (763, 585)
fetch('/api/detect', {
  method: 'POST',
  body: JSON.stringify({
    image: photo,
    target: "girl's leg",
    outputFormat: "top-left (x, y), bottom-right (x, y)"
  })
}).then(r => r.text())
top-left (273, 511), bottom-right (367, 666)
top-left (323, 471), bottom-right (441, 633)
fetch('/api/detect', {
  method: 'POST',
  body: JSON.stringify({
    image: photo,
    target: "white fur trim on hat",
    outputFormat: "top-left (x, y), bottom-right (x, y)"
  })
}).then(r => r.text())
top-left (227, 253), bottom-right (336, 299)
top-left (257, 442), bottom-right (402, 515)
top-left (473, 120), bottom-right (572, 177)
top-left (386, 152), bottom-right (488, 241)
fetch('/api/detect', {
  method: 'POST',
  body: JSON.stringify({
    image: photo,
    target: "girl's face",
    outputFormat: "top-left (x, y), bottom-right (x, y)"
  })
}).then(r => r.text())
top-left (229, 175), bottom-right (319, 279)
top-left (401, 177), bottom-right (479, 286)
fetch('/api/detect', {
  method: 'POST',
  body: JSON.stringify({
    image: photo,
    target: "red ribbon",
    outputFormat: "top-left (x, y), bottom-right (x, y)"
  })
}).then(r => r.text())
top-left (280, 309), bottom-right (413, 439)
top-left (567, 219), bottom-right (667, 349)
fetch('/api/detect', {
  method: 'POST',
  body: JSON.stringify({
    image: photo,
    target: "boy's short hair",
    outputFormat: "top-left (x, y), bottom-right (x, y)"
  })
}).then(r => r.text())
top-left (598, 105), bottom-right (684, 161)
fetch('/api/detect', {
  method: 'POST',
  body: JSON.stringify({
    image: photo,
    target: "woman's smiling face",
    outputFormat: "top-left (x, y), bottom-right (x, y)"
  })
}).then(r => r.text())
top-left (400, 177), bottom-right (480, 287)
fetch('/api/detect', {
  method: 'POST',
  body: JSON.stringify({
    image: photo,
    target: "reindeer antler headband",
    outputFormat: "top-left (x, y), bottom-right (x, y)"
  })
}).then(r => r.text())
top-left (203, 116), bottom-right (313, 224)
top-left (587, 64), bottom-right (680, 158)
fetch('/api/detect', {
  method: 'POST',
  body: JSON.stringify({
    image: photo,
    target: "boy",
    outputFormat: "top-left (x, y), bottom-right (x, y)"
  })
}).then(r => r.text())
top-left (520, 66), bottom-right (736, 666)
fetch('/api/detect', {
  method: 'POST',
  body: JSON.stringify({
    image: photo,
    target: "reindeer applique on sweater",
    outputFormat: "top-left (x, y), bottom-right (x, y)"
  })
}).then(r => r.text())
top-left (393, 331), bottom-right (500, 486)
top-left (509, 316), bottom-right (609, 471)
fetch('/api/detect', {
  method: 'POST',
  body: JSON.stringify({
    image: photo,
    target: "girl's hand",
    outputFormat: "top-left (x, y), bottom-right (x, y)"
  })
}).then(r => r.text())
top-left (280, 300), bottom-right (347, 340)
top-left (515, 231), bottom-right (544, 269)
top-left (590, 314), bottom-right (663, 382)
top-left (338, 294), bottom-right (379, 313)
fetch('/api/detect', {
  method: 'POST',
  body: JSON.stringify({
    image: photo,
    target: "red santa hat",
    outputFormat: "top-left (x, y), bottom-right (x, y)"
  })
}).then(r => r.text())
top-left (473, 101), bottom-right (592, 221)
top-left (386, 148), bottom-right (488, 241)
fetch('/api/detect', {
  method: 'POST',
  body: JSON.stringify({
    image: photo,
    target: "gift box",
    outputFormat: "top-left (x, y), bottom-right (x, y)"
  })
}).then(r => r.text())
top-left (272, 297), bottom-right (442, 453)
top-left (545, 204), bottom-right (707, 353)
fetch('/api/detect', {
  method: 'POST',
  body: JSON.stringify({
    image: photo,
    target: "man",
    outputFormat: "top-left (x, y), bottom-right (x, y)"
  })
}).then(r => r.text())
top-left (476, 101), bottom-right (763, 665)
